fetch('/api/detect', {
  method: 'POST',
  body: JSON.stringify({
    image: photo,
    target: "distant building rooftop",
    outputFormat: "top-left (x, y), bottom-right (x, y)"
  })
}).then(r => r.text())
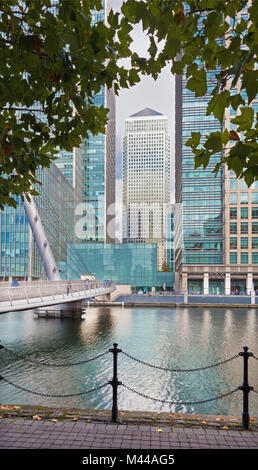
top-left (130, 107), bottom-right (163, 118)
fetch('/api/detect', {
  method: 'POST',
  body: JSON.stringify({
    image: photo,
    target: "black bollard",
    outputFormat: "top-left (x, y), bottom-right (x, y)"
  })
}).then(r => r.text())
top-left (239, 346), bottom-right (253, 430)
top-left (109, 343), bottom-right (121, 423)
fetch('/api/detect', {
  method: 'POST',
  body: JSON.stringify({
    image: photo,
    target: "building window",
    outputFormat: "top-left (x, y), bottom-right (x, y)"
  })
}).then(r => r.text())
top-left (252, 193), bottom-right (258, 204)
top-left (241, 237), bottom-right (248, 249)
top-left (230, 208), bottom-right (237, 219)
top-left (230, 223), bottom-right (237, 234)
top-left (252, 208), bottom-right (258, 219)
top-left (241, 222), bottom-right (248, 234)
top-left (230, 253), bottom-right (237, 264)
top-left (230, 237), bottom-right (237, 249)
top-left (252, 252), bottom-right (258, 264)
top-left (241, 253), bottom-right (248, 264)
top-left (230, 192), bottom-right (237, 204)
top-left (240, 192), bottom-right (248, 204)
top-left (240, 179), bottom-right (248, 189)
top-left (230, 178), bottom-right (237, 189)
top-left (252, 222), bottom-right (258, 233)
top-left (252, 237), bottom-right (258, 249)
top-left (241, 208), bottom-right (248, 219)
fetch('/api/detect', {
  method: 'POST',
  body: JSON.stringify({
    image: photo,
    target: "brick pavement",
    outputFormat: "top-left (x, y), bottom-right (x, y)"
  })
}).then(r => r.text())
top-left (0, 417), bottom-right (257, 450)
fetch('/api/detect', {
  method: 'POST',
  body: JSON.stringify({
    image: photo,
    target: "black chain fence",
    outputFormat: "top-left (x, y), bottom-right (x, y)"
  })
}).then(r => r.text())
top-left (2, 345), bottom-right (110, 367)
top-left (121, 350), bottom-right (239, 372)
top-left (0, 343), bottom-right (257, 429)
top-left (0, 375), bottom-right (109, 398)
top-left (121, 383), bottom-right (240, 406)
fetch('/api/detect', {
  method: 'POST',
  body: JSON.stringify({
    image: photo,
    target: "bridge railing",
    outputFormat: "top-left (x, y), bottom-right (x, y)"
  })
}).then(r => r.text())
top-left (0, 280), bottom-right (115, 303)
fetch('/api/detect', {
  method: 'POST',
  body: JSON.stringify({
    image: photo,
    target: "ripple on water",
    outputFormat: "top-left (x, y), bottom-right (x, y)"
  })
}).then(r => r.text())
top-left (0, 306), bottom-right (257, 417)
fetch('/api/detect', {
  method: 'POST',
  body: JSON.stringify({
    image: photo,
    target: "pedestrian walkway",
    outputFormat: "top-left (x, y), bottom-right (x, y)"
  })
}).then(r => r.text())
top-left (0, 416), bottom-right (257, 450)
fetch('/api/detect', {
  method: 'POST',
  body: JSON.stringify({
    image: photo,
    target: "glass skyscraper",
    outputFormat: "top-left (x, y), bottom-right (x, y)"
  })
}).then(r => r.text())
top-left (82, 82), bottom-right (116, 243)
top-left (175, 71), bottom-right (223, 269)
top-left (175, 2), bottom-right (258, 295)
top-left (55, 0), bottom-right (116, 243)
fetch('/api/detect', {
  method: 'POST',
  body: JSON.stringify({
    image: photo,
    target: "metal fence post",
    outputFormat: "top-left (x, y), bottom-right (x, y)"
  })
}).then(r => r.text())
top-left (109, 343), bottom-right (121, 423)
top-left (239, 346), bottom-right (253, 429)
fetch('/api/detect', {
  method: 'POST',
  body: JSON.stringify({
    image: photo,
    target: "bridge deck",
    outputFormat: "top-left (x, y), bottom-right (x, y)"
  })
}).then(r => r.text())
top-left (0, 281), bottom-right (115, 314)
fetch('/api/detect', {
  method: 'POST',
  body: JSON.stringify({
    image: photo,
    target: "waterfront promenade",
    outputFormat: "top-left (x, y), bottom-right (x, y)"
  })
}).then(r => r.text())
top-left (0, 406), bottom-right (257, 451)
top-left (105, 293), bottom-right (258, 307)
top-left (0, 416), bottom-right (258, 450)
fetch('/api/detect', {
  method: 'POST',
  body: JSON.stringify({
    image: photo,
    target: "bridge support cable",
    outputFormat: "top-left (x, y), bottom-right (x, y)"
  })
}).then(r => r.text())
top-left (35, 187), bottom-right (94, 280)
top-left (23, 189), bottom-right (93, 281)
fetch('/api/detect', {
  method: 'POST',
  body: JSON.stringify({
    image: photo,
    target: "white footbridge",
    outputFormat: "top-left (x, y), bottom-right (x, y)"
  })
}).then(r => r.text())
top-left (0, 280), bottom-right (115, 314)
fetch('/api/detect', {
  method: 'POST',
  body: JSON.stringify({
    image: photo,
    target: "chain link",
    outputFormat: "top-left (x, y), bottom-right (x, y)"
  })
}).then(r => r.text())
top-left (2, 346), bottom-right (110, 367)
top-left (121, 351), bottom-right (239, 372)
top-left (252, 355), bottom-right (258, 360)
top-left (121, 383), bottom-right (240, 405)
top-left (0, 375), bottom-right (109, 398)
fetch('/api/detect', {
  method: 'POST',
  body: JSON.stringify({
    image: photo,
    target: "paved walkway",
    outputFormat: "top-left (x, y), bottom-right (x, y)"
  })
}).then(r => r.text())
top-left (0, 416), bottom-right (257, 450)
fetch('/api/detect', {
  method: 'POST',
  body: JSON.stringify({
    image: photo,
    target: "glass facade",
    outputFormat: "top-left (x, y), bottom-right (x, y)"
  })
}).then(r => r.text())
top-left (0, 198), bottom-right (30, 279)
top-left (0, 162), bottom-right (77, 280)
top-left (175, 70), bottom-right (223, 267)
top-left (83, 102), bottom-right (105, 243)
top-left (67, 243), bottom-right (174, 289)
top-left (81, 0), bottom-right (116, 243)
top-left (54, 0), bottom-right (116, 243)
top-left (33, 163), bottom-right (77, 279)
top-left (224, 3), bottom-right (258, 267)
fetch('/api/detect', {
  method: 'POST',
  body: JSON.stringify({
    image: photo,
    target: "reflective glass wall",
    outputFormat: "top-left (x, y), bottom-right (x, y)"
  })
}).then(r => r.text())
top-left (67, 243), bottom-right (174, 288)
top-left (176, 70), bottom-right (224, 266)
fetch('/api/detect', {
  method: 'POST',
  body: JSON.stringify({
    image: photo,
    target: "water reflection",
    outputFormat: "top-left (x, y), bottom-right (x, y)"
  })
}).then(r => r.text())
top-left (0, 306), bottom-right (257, 417)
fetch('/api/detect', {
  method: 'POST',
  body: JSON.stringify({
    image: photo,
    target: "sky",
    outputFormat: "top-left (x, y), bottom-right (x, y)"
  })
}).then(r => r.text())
top-left (109, 0), bottom-right (175, 202)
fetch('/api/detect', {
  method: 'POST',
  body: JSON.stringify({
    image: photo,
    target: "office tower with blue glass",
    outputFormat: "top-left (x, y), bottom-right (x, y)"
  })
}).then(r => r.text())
top-left (82, 83), bottom-right (116, 243)
top-left (175, 70), bottom-right (224, 294)
top-left (175, 3), bottom-right (258, 294)
top-left (54, 1), bottom-right (116, 244)
top-left (0, 162), bottom-right (77, 280)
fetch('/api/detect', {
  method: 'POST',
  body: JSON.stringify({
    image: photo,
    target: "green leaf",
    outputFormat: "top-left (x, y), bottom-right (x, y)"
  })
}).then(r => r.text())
top-left (187, 68), bottom-right (207, 97)
top-left (242, 70), bottom-right (258, 104)
top-left (186, 132), bottom-right (201, 149)
top-left (207, 90), bottom-right (230, 121)
top-left (231, 106), bottom-right (254, 132)
top-left (204, 132), bottom-right (223, 152)
top-left (230, 93), bottom-right (245, 110)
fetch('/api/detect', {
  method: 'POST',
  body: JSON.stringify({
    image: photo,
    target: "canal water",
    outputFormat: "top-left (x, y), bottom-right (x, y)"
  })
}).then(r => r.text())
top-left (0, 306), bottom-right (258, 418)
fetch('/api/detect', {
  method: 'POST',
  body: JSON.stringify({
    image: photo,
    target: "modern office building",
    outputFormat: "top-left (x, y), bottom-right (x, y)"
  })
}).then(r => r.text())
top-left (223, 2), bottom-right (258, 294)
top-left (0, 162), bottom-right (78, 280)
top-left (82, 83), bottom-right (116, 243)
top-left (175, 3), bottom-right (258, 294)
top-left (54, 0), bottom-right (116, 243)
top-left (80, 0), bottom-right (116, 243)
top-left (122, 108), bottom-right (171, 269)
top-left (67, 242), bottom-right (174, 291)
top-left (54, 147), bottom-right (83, 206)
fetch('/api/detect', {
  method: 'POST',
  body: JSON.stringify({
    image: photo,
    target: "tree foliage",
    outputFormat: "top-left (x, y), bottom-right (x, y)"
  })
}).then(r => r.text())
top-left (0, 0), bottom-right (138, 208)
top-left (118, 0), bottom-right (258, 185)
top-left (0, 0), bottom-right (257, 209)
top-left (161, 260), bottom-right (172, 272)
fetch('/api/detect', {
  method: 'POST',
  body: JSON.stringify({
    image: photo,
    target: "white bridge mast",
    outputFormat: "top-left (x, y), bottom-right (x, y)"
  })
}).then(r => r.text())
top-left (23, 195), bottom-right (62, 281)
